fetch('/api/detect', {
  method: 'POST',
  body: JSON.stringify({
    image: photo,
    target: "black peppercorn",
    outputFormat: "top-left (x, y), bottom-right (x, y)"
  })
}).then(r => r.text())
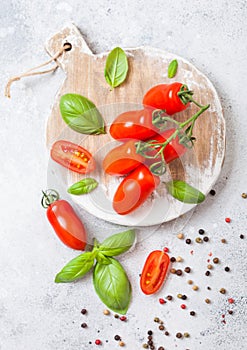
top-left (147, 330), bottom-right (153, 336)
top-left (148, 340), bottom-right (153, 346)
top-left (114, 335), bottom-right (121, 341)
top-left (81, 323), bottom-right (87, 328)
top-left (225, 267), bottom-right (230, 272)
top-left (176, 332), bottom-right (183, 338)
top-left (167, 295), bottom-right (173, 301)
top-left (205, 271), bottom-right (211, 276)
top-left (181, 295), bottom-right (187, 300)
top-left (159, 325), bottom-right (165, 331)
top-left (176, 269), bottom-right (183, 276)
top-left (198, 229), bottom-right (205, 235)
top-left (240, 234), bottom-right (244, 239)
top-left (210, 189), bottom-right (216, 196)
top-left (114, 314), bottom-right (119, 318)
top-left (170, 257), bottom-right (176, 262)
top-left (148, 335), bottom-right (152, 340)
top-left (158, 347), bottom-right (165, 350)
top-left (81, 308), bottom-right (87, 315)
top-left (185, 238), bottom-right (191, 244)
top-left (203, 236), bottom-right (209, 242)
top-left (228, 310), bottom-right (233, 315)
top-left (184, 267), bottom-right (191, 273)
top-left (165, 331), bottom-right (169, 336)
top-left (213, 257), bottom-right (219, 264)
top-left (190, 311), bottom-right (196, 316)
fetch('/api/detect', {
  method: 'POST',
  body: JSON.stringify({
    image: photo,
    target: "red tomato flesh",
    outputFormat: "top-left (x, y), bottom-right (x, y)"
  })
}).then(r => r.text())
top-left (140, 250), bottom-right (170, 295)
top-left (47, 200), bottom-right (87, 250)
top-left (51, 140), bottom-right (95, 174)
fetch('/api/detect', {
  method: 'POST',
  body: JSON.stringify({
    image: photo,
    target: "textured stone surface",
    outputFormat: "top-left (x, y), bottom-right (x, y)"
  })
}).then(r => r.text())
top-left (0, 1), bottom-right (246, 349)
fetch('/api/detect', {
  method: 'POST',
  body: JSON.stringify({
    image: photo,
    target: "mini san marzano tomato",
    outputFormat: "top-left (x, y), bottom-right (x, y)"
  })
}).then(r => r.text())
top-left (42, 189), bottom-right (87, 250)
top-left (143, 82), bottom-right (191, 115)
top-left (110, 108), bottom-right (159, 141)
top-left (51, 140), bottom-right (95, 174)
top-left (140, 250), bottom-right (170, 295)
top-left (113, 164), bottom-right (160, 215)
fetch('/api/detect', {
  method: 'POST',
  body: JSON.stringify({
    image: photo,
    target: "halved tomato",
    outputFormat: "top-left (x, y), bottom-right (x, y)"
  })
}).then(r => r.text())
top-left (50, 140), bottom-right (95, 174)
top-left (140, 250), bottom-right (170, 295)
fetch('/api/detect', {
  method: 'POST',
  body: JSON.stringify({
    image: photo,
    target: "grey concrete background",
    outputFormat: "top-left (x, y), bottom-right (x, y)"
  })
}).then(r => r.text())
top-left (0, 0), bottom-right (246, 349)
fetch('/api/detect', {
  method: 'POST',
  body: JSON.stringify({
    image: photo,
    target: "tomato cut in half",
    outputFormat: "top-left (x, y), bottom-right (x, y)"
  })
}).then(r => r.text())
top-left (51, 140), bottom-right (95, 174)
top-left (140, 250), bottom-right (170, 295)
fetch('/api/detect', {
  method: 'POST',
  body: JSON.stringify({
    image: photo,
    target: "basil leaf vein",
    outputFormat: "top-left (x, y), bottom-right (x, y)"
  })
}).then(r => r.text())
top-left (104, 47), bottom-right (128, 88)
top-left (166, 180), bottom-right (205, 204)
top-left (99, 229), bottom-right (135, 256)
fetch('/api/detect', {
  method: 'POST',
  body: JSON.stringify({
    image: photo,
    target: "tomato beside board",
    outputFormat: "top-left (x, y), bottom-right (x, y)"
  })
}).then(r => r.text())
top-left (113, 164), bottom-right (160, 215)
top-left (143, 82), bottom-right (189, 115)
top-left (140, 250), bottom-right (170, 295)
top-left (51, 140), bottom-right (95, 174)
top-left (42, 190), bottom-right (87, 250)
top-left (109, 108), bottom-right (159, 141)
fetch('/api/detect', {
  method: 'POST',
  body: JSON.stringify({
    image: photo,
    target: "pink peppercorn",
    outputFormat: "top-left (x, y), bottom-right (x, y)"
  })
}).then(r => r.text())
top-left (159, 298), bottom-right (166, 305)
top-left (181, 304), bottom-right (186, 309)
top-left (120, 316), bottom-right (127, 321)
top-left (225, 217), bottom-right (231, 223)
top-left (228, 298), bottom-right (235, 304)
top-left (163, 247), bottom-right (169, 253)
top-left (95, 339), bottom-right (101, 345)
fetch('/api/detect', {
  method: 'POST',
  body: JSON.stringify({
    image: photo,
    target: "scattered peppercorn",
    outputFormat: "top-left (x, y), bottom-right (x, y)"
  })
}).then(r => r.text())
top-left (221, 239), bottom-right (227, 243)
top-left (181, 304), bottom-right (186, 309)
top-left (163, 247), bottom-right (169, 253)
top-left (120, 316), bottom-right (127, 321)
top-left (81, 323), bottom-right (87, 328)
top-left (207, 286), bottom-right (211, 290)
top-left (210, 189), bottom-right (216, 196)
top-left (103, 309), bottom-right (110, 315)
top-left (205, 298), bottom-right (211, 304)
top-left (114, 335), bottom-right (121, 341)
top-left (195, 237), bottom-right (202, 243)
top-left (207, 264), bottom-right (213, 270)
top-left (203, 236), bottom-right (209, 242)
top-left (225, 217), bottom-right (231, 223)
top-left (184, 332), bottom-right (190, 338)
top-left (159, 325), bottom-right (165, 331)
top-left (187, 280), bottom-right (193, 285)
top-left (148, 335), bottom-right (152, 340)
top-left (142, 344), bottom-right (148, 349)
top-left (167, 295), bottom-right (173, 301)
top-left (165, 331), bottom-right (169, 336)
top-left (241, 193), bottom-right (247, 198)
top-left (184, 267), bottom-right (191, 273)
top-left (225, 267), bottom-right (230, 272)
top-left (182, 295), bottom-right (187, 300)
top-left (205, 271), bottom-right (211, 276)
top-left (176, 332), bottom-right (183, 338)
top-left (177, 293), bottom-right (183, 299)
top-left (228, 298), bottom-right (235, 304)
top-left (148, 340), bottom-right (153, 346)
top-left (176, 269), bottom-right (183, 276)
top-left (154, 317), bottom-right (160, 323)
top-left (81, 308), bottom-right (87, 315)
top-left (147, 330), bottom-right (153, 336)
top-left (158, 347), bottom-right (165, 350)
top-left (150, 346), bottom-right (155, 350)
top-left (199, 229), bottom-right (205, 234)
top-left (185, 238), bottom-right (191, 244)
top-left (213, 258), bottom-right (219, 264)
top-left (95, 339), bottom-right (101, 345)
top-left (228, 310), bottom-right (233, 315)
top-left (220, 288), bottom-right (226, 294)
top-left (114, 314), bottom-right (119, 318)
top-left (192, 285), bottom-right (199, 291)
top-left (170, 257), bottom-right (176, 262)
top-left (240, 234), bottom-right (244, 239)
top-left (177, 233), bottom-right (184, 239)
top-left (170, 268), bottom-right (177, 274)
top-left (119, 341), bottom-right (125, 347)
top-left (159, 298), bottom-right (166, 305)
top-left (176, 256), bottom-right (183, 262)
top-left (190, 311), bottom-right (196, 316)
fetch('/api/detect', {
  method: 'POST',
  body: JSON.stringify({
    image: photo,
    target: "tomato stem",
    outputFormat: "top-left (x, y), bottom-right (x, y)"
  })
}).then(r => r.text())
top-left (41, 189), bottom-right (60, 208)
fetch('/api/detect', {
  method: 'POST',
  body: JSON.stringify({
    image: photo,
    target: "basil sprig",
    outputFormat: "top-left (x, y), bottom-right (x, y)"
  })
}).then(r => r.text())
top-left (93, 258), bottom-right (131, 314)
top-left (55, 229), bottom-right (135, 314)
top-left (104, 47), bottom-right (128, 88)
top-left (67, 178), bottom-right (98, 195)
top-left (166, 180), bottom-right (205, 204)
top-left (60, 93), bottom-right (106, 135)
top-left (168, 59), bottom-right (178, 78)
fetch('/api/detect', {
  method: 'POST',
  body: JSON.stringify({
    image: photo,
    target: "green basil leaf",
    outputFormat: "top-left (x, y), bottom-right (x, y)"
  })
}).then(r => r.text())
top-left (166, 180), bottom-right (205, 204)
top-left (55, 252), bottom-right (94, 283)
top-left (99, 229), bottom-right (135, 256)
top-left (104, 47), bottom-right (128, 88)
top-left (67, 178), bottom-right (98, 195)
top-left (168, 59), bottom-right (178, 78)
top-left (60, 93), bottom-right (106, 135)
top-left (96, 252), bottom-right (111, 265)
top-left (93, 258), bottom-right (131, 314)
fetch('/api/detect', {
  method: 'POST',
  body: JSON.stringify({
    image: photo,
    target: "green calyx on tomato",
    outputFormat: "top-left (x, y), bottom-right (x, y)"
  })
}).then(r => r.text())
top-left (55, 229), bottom-right (135, 314)
top-left (42, 189), bottom-right (87, 251)
top-left (140, 250), bottom-right (170, 295)
top-left (51, 140), bottom-right (96, 174)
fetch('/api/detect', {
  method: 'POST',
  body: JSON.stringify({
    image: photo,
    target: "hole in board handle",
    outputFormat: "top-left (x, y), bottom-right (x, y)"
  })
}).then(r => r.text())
top-left (63, 42), bottom-right (72, 51)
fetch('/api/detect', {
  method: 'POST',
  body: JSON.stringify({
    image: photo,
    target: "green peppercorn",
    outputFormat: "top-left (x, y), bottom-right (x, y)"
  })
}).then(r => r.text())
top-left (195, 237), bottom-right (202, 243)
top-left (142, 344), bottom-right (148, 349)
top-left (184, 332), bottom-right (190, 338)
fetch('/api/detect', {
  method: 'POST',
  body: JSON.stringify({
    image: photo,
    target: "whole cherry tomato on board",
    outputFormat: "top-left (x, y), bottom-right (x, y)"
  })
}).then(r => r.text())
top-left (113, 164), bottom-right (160, 215)
top-left (140, 250), bottom-right (170, 295)
top-left (51, 140), bottom-right (95, 174)
top-left (41, 189), bottom-right (87, 250)
top-left (109, 108), bottom-right (159, 141)
top-left (103, 140), bottom-right (144, 175)
top-left (143, 82), bottom-right (191, 115)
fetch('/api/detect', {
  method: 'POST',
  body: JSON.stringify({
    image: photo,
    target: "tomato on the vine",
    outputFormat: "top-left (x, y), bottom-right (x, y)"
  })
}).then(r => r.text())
top-left (109, 108), bottom-right (159, 141)
top-left (42, 190), bottom-right (87, 250)
top-left (140, 250), bottom-right (170, 295)
top-left (113, 164), bottom-right (160, 215)
top-left (143, 82), bottom-right (190, 115)
top-left (51, 140), bottom-right (95, 174)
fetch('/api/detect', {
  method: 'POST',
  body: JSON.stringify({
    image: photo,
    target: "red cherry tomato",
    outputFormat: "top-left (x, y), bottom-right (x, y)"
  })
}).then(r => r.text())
top-left (42, 190), bottom-right (87, 250)
top-left (113, 164), bottom-right (160, 215)
top-left (103, 140), bottom-right (144, 175)
top-left (143, 82), bottom-right (189, 115)
top-left (140, 250), bottom-right (170, 295)
top-left (110, 108), bottom-right (159, 141)
top-left (51, 140), bottom-right (95, 174)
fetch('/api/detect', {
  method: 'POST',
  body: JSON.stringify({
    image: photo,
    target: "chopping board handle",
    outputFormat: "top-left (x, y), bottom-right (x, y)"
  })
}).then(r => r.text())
top-left (45, 23), bottom-right (93, 72)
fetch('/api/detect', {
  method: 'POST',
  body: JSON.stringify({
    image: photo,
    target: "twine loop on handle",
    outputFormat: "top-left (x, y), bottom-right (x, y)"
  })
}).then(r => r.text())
top-left (5, 43), bottom-right (72, 98)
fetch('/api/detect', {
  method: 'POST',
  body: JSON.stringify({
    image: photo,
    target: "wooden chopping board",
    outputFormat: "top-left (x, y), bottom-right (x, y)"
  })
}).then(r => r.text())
top-left (45, 23), bottom-right (225, 227)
